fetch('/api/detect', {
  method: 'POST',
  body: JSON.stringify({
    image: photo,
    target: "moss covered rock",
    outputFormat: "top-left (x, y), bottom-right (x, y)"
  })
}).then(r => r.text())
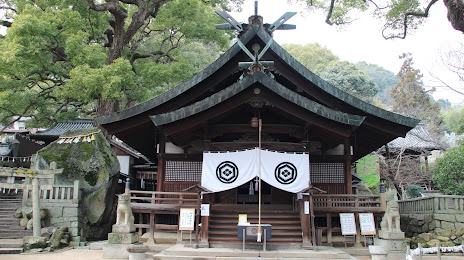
top-left (38, 128), bottom-right (119, 238)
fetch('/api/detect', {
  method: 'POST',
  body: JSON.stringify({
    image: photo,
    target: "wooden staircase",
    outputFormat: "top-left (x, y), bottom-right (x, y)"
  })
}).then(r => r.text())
top-left (0, 192), bottom-right (32, 240)
top-left (208, 204), bottom-right (302, 248)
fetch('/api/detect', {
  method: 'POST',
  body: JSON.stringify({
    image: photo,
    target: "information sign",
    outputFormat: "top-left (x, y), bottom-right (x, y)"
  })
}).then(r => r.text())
top-left (339, 213), bottom-right (357, 235)
top-left (179, 208), bottom-right (195, 231)
top-left (359, 213), bottom-right (376, 235)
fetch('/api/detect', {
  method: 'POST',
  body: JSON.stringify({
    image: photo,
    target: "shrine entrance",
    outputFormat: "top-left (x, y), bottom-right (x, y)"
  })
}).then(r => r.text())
top-left (214, 181), bottom-right (293, 205)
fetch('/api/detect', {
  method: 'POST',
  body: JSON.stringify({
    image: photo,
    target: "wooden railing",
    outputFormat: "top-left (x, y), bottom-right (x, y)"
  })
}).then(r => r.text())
top-left (398, 195), bottom-right (464, 214)
top-left (129, 190), bottom-right (202, 243)
top-left (312, 194), bottom-right (383, 213)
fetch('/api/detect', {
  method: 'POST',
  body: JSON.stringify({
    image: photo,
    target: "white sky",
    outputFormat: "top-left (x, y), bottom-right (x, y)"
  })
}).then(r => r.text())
top-left (230, 0), bottom-right (464, 105)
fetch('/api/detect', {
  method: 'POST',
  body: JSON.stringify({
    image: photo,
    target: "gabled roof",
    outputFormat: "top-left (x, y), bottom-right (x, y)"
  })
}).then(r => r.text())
top-left (97, 25), bottom-right (418, 128)
top-left (387, 123), bottom-right (443, 151)
top-left (151, 71), bottom-right (365, 127)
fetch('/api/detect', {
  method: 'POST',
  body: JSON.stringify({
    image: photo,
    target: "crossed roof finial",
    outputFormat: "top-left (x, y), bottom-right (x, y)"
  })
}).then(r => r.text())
top-left (215, 0), bottom-right (296, 36)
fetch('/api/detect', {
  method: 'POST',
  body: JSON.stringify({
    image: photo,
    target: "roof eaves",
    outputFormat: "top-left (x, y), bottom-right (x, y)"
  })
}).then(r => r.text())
top-left (254, 28), bottom-right (420, 128)
top-left (151, 71), bottom-right (365, 127)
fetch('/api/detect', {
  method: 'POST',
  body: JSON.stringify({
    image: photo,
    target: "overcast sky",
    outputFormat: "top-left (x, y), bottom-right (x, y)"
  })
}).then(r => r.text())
top-left (230, 0), bottom-right (464, 105)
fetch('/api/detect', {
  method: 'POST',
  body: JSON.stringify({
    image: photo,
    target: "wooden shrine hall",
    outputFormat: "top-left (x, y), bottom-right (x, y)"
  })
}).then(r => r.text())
top-left (97, 7), bottom-right (419, 248)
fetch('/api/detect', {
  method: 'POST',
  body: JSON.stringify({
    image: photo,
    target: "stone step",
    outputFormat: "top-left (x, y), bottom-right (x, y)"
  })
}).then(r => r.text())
top-left (0, 239), bottom-right (24, 250)
top-left (0, 248), bottom-right (24, 254)
top-left (153, 245), bottom-right (354, 259)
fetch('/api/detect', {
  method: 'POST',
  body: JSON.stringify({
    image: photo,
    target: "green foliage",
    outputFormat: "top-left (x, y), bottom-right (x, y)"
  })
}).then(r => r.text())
top-left (432, 143), bottom-right (464, 195)
top-left (356, 154), bottom-right (380, 189)
top-left (356, 61), bottom-right (399, 106)
top-left (0, 0), bottom-right (231, 129)
top-left (405, 184), bottom-right (423, 198)
top-left (300, 0), bottom-right (440, 39)
top-left (443, 106), bottom-right (464, 134)
top-left (283, 44), bottom-right (379, 102)
top-left (283, 43), bottom-right (339, 74)
top-left (321, 61), bottom-right (379, 102)
top-left (304, 0), bottom-right (368, 25)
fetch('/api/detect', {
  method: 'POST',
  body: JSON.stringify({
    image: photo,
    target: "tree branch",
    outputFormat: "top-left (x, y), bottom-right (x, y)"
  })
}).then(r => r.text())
top-left (382, 0), bottom-right (438, 40)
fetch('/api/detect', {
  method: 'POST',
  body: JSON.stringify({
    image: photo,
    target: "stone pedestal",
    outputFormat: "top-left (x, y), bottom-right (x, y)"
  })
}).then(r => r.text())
top-left (374, 233), bottom-right (407, 260)
top-left (368, 245), bottom-right (387, 260)
top-left (103, 224), bottom-right (139, 259)
top-left (127, 244), bottom-right (148, 260)
top-left (378, 230), bottom-right (405, 240)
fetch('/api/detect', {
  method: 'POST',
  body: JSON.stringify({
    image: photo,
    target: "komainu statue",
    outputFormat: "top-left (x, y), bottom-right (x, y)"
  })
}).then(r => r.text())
top-left (380, 200), bottom-right (401, 232)
top-left (116, 193), bottom-right (134, 225)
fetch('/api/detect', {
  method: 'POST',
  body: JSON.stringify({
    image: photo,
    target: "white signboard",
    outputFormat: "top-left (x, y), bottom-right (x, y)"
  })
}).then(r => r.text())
top-left (201, 204), bottom-right (210, 217)
top-left (339, 213), bottom-right (357, 235)
top-left (359, 213), bottom-right (376, 235)
top-left (304, 201), bottom-right (309, 215)
top-left (179, 208), bottom-right (195, 231)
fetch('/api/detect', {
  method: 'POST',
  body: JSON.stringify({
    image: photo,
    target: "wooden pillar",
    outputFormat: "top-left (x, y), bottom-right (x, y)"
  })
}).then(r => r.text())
top-left (327, 213), bottom-right (333, 246)
top-left (300, 197), bottom-right (312, 249)
top-left (344, 139), bottom-right (352, 194)
top-left (156, 134), bottom-right (166, 192)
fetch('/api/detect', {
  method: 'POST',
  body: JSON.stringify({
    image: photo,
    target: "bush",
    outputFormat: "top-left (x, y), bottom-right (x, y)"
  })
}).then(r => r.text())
top-left (432, 143), bottom-right (464, 195)
top-left (405, 185), bottom-right (423, 198)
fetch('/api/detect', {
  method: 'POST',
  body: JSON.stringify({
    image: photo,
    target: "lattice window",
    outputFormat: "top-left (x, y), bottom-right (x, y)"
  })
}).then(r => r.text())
top-left (165, 161), bottom-right (202, 182)
top-left (310, 163), bottom-right (344, 183)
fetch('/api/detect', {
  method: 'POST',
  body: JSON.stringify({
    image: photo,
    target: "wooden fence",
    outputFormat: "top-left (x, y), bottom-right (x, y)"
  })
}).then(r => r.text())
top-left (312, 194), bottom-right (384, 213)
top-left (398, 195), bottom-right (464, 214)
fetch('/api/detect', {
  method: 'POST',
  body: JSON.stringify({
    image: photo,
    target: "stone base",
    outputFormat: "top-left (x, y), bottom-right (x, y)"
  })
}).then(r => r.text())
top-left (23, 236), bottom-right (46, 250)
top-left (378, 230), bottom-right (405, 240)
top-left (103, 243), bottom-right (129, 259)
top-left (108, 232), bottom-right (139, 244)
top-left (374, 238), bottom-right (407, 251)
top-left (113, 223), bottom-right (136, 233)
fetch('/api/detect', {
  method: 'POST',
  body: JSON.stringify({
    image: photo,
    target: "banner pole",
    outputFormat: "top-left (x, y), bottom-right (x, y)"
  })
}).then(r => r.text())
top-left (257, 118), bottom-right (262, 242)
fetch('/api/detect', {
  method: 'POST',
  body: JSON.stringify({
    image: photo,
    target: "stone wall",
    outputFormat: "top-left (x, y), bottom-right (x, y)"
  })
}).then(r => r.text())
top-left (401, 213), bottom-right (464, 237)
top-left (25, 199), bottom-right (86, 239)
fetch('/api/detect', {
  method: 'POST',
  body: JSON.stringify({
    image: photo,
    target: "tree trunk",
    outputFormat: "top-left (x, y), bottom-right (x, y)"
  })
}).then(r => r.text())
top-left (444, 0), bottom-right (464, 33)
top-left (97, 95), bottom-right (120, 116)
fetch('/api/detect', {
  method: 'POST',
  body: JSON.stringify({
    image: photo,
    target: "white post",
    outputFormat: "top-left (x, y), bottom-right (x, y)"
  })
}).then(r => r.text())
top-left (32, 177), bottom-right (41, 237)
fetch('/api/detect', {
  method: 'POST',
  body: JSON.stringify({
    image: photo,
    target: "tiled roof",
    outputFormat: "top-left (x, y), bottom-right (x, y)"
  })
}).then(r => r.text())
top-left (387, 123), bottom-right (443, 151)
top-left (33, 119), bottom-right (94, 137)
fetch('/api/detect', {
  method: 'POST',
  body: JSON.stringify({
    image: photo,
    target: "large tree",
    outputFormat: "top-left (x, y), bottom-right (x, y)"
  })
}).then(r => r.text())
top-left (300, 0), bottom-right (464, 39)
top-left (0, 0), bottom-right (233, 131)
top-left (391, 53), bottom-right (443, 136)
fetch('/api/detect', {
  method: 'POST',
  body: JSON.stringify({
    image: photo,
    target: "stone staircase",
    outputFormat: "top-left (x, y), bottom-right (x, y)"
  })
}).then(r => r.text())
top-left (0, 192), bottom-right (31, 253)
top-left (153, 244), bottom-right (356, 259)
top-left (208, 204), bottom-right (303, 249)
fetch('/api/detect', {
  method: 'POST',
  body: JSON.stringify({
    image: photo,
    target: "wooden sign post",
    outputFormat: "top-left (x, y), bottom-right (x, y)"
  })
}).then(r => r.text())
top-left (179, 208), bottom-right (196, 244)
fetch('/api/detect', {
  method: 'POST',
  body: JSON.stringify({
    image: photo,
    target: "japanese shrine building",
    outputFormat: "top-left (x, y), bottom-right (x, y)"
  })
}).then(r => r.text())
top-left (96, 12), bottom-right (419, 247)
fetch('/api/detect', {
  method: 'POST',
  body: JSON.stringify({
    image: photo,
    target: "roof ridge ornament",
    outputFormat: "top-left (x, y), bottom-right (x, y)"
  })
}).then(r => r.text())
top-left (215, 0), bottom-right (296, 37)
